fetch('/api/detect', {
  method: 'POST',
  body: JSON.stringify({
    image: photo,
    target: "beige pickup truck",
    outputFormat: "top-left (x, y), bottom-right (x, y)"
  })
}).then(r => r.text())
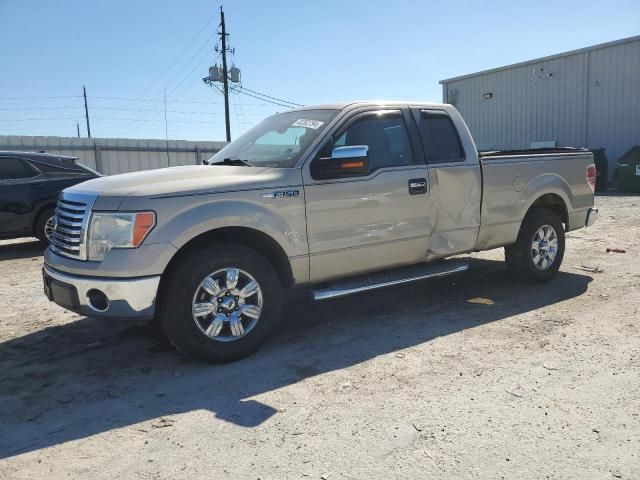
top-left (43, 101), bottom-right (598, 362)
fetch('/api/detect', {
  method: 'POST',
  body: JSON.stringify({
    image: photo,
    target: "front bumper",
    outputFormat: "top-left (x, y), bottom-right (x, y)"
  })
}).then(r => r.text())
top-left (43, 264), bottom-right (160, 320)
top-left (585, 207), bottom-right (598, 227)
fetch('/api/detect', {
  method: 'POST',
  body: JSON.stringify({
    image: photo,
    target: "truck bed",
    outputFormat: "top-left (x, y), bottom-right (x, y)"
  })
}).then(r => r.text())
top-left (475, 148), bottom-right (595, 251)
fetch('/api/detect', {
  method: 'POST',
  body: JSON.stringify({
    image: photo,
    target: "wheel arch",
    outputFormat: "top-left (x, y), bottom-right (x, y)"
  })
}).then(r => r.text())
top-left (525, 193), bottom-right (569, 227)
top-left (160, 226), bottom-right (295, 291)
top-left (32, 202), bottom-right (57, 233)
top-left (517, 173), bottom-right (572, 229)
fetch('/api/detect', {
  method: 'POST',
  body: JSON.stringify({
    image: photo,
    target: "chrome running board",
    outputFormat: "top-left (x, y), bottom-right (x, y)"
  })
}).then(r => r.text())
top-left (312, 261), bottom-right (469, 301)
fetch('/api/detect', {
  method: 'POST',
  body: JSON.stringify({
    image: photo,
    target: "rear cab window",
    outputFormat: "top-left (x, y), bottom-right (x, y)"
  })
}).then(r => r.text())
top-left (413, 109), bottom-right (465, 163)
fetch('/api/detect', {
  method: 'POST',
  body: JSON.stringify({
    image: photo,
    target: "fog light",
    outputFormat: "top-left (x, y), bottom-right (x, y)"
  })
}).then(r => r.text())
top-left (87, 289), bottom-right (109, 312)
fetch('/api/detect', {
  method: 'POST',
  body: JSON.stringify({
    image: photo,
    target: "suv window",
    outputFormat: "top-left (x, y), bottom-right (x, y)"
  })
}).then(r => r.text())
top-left (333, 111), bottom-right (414, 171)
top-left (417, 111), bottom-right (465, 163)
top-left (29, 159), bottom-right (86, 174)
top-left (0, 157), bottom-right (37, 180)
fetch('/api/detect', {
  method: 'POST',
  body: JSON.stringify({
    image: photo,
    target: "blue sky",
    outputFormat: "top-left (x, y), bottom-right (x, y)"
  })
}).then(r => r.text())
top-left (1, 0), bottom-right (638, 141)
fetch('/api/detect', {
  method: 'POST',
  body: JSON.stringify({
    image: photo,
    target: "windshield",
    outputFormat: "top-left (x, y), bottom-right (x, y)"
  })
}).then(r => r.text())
top-left (207, 109), bottom-right (338, 168)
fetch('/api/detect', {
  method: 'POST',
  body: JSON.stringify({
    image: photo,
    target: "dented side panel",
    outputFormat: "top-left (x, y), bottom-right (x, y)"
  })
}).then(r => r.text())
top-left (424, 163), bottom-right (482, 259)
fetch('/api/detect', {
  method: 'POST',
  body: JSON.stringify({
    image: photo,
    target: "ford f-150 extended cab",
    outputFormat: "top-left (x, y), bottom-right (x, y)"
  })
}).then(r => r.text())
top-left (43, 101), bottom-right (598, 362)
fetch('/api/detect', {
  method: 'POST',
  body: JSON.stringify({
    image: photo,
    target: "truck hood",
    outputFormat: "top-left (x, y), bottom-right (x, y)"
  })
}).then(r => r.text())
top-left (67, 165), bottom-right (297, 199)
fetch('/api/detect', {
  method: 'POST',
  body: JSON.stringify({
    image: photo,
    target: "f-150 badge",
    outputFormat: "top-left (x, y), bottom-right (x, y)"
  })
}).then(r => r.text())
top-left (261, 189), bottom-right (300, 199)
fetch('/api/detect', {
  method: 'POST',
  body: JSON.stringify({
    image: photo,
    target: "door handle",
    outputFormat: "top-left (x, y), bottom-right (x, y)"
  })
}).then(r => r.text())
top-left (408, 178), bottom-right (427, 195)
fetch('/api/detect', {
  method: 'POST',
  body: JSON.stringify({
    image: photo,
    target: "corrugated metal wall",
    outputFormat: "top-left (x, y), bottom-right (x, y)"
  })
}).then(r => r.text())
top-left (586, 40), bottom-right (640, 168)
top-left (441, 37), bottom-right (640, 180)
top-left (0, 136), bottom-right (227, 175)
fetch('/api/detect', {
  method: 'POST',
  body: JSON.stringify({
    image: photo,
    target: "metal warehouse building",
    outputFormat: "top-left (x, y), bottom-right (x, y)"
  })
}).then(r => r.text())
top-left (440, 35), bottom-right (640, 181)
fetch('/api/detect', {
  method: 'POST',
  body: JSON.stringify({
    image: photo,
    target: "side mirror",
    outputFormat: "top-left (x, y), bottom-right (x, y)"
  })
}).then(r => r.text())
top-left (312, 145), bottom-right (370, 179)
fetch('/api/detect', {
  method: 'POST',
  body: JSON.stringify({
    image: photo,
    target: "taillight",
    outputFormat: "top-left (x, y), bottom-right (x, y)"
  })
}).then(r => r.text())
top-left (586, 164), bottom-right (596, 192)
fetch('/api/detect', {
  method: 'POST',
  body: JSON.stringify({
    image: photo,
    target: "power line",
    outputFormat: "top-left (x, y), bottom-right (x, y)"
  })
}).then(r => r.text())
top-left (167, 61), bottom-right (214, 102)
top-left (0, 117), bottom-right (81, 121)
top-left (94, 117), bottom-right (226, 124)
top-left (118, 43), bottom-right (214, 130)
top-left (229, 86), bottom-right (295, 109)
top-left (0, 106), bottom-right (82, 111)
top-left (0, 95), bottom-right (81, 100)
top-left (165, 45), bottom-right (215, 98)
top-left (235, 89), bottom-right (249, 134)
top-left (109, 15), bottom-right (215, 112)
top-left (101, 26), bottom-right (215, 127)
top-left (236, 86), bottom-right (304, 107)
top-left (91, 107), bottom-right (265, 115)
top-left (231, 91), bottom-right (241, 136)
top-left (0, 116), bottom-right (232, 124)
top-left (88, 96), bottom-right (274, 107)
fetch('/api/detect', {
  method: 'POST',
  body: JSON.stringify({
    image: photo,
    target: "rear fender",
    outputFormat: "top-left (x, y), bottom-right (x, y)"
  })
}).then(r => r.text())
top-left (518, 174), bottom-right (572, 223)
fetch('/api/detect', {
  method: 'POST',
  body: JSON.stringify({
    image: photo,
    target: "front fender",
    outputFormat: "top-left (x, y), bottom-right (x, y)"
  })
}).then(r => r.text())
top-left (143, 194), bottom-right (309, 259)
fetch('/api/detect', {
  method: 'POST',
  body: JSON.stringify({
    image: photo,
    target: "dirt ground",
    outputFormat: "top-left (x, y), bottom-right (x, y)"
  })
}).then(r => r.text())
top-left (0, 194), bottom-right (638, 480)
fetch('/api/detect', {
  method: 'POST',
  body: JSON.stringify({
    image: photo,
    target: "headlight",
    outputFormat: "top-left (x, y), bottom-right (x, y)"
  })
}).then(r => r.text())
top-left (87, 212), bottom-right (155, 261)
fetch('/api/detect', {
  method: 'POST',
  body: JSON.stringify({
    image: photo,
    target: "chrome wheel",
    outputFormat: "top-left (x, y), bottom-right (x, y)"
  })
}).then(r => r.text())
top-left (44, 215), bottom-right (56, 241)
top-left (191, 268), bottom-right (263, 342)
top-left (531, 225), bottom-right (558, 270)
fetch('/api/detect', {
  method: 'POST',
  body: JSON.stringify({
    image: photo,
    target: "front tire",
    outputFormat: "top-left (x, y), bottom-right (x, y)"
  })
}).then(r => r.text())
top-left (158, 244), bottom-right (283, 363)
top-left (504, 208), bottom-right (565, 283)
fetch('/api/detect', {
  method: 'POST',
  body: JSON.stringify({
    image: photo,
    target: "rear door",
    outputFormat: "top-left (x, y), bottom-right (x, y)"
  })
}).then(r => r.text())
top-left (302, 108), bottom-right (432, 283)
top-left (410, 108), bottom-right (482, 258)
top-left (0, 157), bottom-right (42, 235)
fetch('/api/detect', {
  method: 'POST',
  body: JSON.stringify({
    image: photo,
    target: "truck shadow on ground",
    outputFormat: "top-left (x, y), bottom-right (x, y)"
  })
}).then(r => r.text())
top-left (0, 258), bottom-right (592, 459)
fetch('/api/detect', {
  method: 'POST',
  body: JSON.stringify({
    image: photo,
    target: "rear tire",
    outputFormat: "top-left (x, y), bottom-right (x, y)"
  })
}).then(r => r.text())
top-left (504, 208), bottom-right (565, 283)
top-left (158, 244), bottom-right (283, 363)
top-left (35, 207), bottom-right (56, 245)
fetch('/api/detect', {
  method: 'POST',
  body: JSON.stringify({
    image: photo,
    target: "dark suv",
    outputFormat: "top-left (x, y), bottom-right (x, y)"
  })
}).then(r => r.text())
top-left (0, 151), bottom-right (99, 244)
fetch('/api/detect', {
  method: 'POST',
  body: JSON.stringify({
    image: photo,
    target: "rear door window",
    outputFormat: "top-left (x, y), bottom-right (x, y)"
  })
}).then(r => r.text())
top-left (0, 157), bottom-right (37, 180)
top-left (415, 110), bottom-right (465, 163)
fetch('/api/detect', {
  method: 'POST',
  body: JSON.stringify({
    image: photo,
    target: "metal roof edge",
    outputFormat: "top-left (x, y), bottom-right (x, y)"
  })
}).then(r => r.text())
top-left (439, 34), bottom-right (640, 84)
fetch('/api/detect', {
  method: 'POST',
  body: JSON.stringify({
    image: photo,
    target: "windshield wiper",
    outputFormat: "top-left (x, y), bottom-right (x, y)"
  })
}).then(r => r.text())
top-left (210, 157), bottom-right (254, 167)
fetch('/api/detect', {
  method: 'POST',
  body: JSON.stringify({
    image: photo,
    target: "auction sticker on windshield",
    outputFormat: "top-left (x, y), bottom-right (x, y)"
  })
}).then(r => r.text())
top-left (292, 119), bottom-right (324, 129)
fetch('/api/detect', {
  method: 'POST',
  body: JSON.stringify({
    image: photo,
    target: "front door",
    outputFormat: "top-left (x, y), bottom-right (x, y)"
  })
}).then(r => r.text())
top-left (302, 109), bottom-right (432, 283)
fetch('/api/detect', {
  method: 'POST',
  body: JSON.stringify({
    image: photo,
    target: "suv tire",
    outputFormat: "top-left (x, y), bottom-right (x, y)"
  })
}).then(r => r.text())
top-left (35, 207), bottom-right (56, 245)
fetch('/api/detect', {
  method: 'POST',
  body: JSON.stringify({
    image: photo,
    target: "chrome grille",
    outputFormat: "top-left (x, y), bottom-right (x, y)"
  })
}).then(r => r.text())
top-left (50, 192), bottom-right (96, 260)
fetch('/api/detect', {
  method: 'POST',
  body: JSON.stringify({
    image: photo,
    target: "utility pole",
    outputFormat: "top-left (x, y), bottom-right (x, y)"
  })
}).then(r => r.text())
top-left (203, 7), bottom-right (240, 141)
top-left (219, 6), bottom-right (231, 142)
top-left (76, 122), bottom-right (80, 137)
top-left (164, 88), bottom-right (170, 166)
top-left (83, 85), bottom-right (91, 138)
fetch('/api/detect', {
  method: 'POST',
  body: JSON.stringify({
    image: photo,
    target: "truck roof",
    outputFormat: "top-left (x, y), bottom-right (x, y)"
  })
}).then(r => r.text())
top-left (293, 100), bottom-right (451, 111)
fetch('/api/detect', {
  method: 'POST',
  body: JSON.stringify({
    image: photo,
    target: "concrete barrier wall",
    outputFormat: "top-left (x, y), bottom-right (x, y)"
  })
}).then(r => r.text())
top-left (0, 135), bottom-right (227, 174)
